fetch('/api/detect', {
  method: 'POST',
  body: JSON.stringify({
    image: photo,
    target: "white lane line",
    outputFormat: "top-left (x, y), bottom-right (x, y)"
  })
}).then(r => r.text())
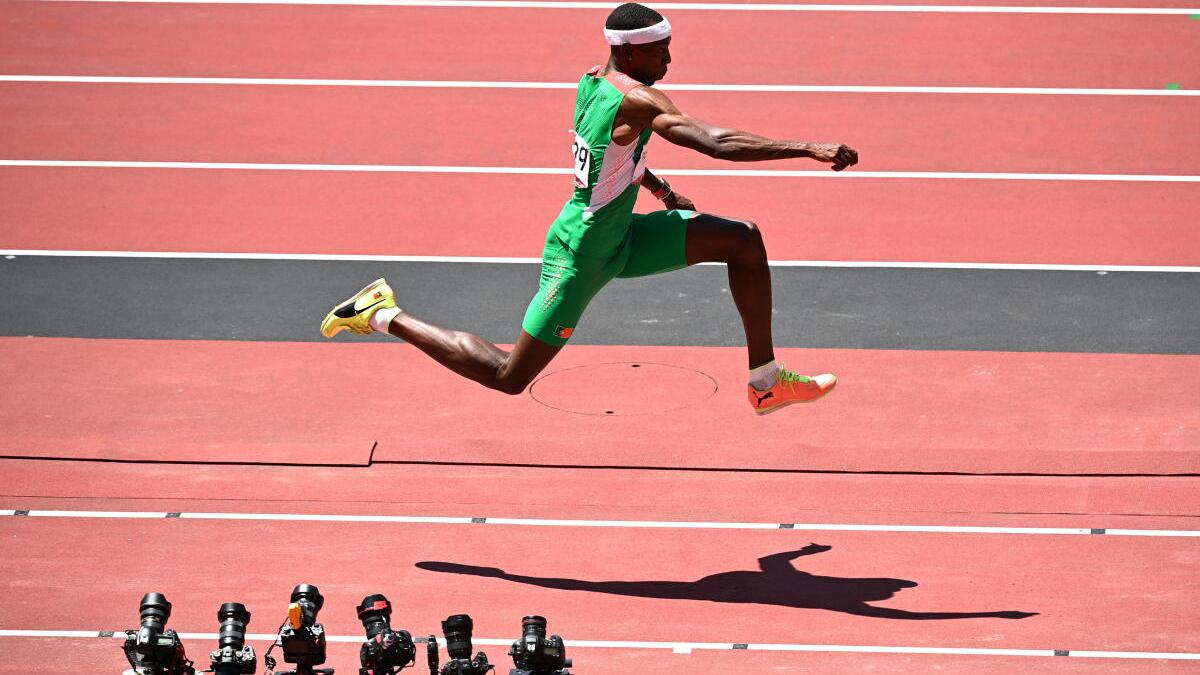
top-left (7, 509), bottom-right (1200, 536)
top-left (1, 76), bottom-right (1194, 96)
top-left (3, 250), bottom-right (1197, 272)
top-left (34, 0), bottom-right (1200, 15)
top-left (3, 160), bottom-right (1198, 183)
top-left (2, 629), bottom-right (1199, 659)
top-left (0, 630), bottom-right (106, 639)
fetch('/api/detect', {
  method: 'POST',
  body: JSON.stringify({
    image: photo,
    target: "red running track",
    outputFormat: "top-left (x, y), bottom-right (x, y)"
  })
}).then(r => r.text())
top-left (3, 168), bottom-right (1198, 265)
top-left (3, 338), bottom-right (1197, 474)
top-left (3, 84), bottom-right (1197, 175)
top-left (6, 462), bottom-right (1200, 529)
top-left (1, 514), bottom-right (1196, 655)
top-left (1, 4), bottom-right (1196, 88)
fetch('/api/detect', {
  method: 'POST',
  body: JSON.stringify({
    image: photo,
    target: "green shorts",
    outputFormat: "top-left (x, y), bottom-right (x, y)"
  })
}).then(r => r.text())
top-left (521, 209), bottom-right (696, 347)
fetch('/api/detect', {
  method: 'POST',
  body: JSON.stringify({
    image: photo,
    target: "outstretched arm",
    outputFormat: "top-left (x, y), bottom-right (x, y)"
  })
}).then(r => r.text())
top-left (625, 87), bottom-right (858, 170)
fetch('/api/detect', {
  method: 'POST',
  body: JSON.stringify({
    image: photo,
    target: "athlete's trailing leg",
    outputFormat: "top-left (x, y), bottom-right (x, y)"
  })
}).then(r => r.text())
top-left (319, 279), bottom-right (560, 395)
top-left (683, 214), bottom-right (837, 414)
top-left (384, 318), bottom-right (560, 395)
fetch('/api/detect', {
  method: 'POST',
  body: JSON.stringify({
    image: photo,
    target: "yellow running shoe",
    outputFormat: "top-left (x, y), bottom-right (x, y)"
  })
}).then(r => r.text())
top-left (748, 366), bottom-right (837, 415)
top-left (320, 278), bottom-right (396, 337)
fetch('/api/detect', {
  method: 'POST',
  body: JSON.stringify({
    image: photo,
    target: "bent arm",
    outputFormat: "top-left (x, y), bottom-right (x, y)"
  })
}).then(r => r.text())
top-left (758, 544), bottom-right (832, 572)
top-left (640, 168), bottom-right (670, 194)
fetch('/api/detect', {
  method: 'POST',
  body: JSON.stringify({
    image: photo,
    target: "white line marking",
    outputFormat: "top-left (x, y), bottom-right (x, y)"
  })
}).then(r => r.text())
top-left (2, 629), bottom-right (1199, 659)
top-left (21, 510), bottom-right (172, 518)
top-left (3, 249), bottom-right (1197, 273)
top-left (0, 630), bottom-right (106, 639)
top-left (1, 75), bottom-right (1193, 96)
top-left (1068, 651), bottom-right (1200, 660)
top-left (33, 0), bottom-right (1200, 16)
top-left (746, 644), bottom-right (1053, 656)
top-left (1104, 529), bottom-right (1200, 537)
top-left (181, 512), bottom-right (475, 523)
top-left (3, 160), bottom-right (1198, 183)
top-left (9, 509), bottom-right (1200, 536)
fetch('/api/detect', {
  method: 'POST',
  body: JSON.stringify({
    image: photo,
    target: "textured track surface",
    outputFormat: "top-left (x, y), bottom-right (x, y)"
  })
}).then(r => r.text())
top-left (1, 1), bottom-right (1197, 673)
top-left (2, 3), bottom-right (1196, 87)
top-left (3, 169), bottom-right (1199, 266)
top-left (2, 340), bottom-right (1197, 473)
top-left (4, 84), bottom-right (1198, 175)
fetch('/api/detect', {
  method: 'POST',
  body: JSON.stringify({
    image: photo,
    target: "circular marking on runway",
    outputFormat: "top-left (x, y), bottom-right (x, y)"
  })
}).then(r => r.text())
top-left (530, 362), bottom-right (718, 416)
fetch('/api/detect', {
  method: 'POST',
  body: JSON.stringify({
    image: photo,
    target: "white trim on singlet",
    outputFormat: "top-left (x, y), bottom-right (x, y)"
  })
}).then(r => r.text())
top-left (584, 137), bottom-right (641, 215)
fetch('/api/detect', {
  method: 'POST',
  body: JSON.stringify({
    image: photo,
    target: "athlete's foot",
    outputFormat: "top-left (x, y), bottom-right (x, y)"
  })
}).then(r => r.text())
top-left (320, 278), bottom-right (397, 337)
top-left (748, 365), bottom-right (837, 415)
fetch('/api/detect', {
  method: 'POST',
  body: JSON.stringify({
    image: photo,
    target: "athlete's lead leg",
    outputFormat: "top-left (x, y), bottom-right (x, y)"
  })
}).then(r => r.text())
top-left (684, 214), bottom-right (775, 369)
top-left (680, 213), bottom-right (836, 413)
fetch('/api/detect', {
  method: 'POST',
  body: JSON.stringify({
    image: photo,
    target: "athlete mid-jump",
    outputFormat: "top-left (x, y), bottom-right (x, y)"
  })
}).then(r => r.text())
top-left (322, 2), bottom-right (858, 414)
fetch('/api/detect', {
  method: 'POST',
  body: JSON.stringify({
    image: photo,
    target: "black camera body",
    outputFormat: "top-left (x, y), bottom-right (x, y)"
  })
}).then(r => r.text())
top-left (507, 616), bottom-right (571, 675)
top-left (270, 584), bottom-right (335, 675)
top-left (439, 654), bottom-right (494, 675)
top-left (430, 615), bottom-right (494, 675)
top-left (208, 602), bottom-right (256, 675)
top-left (122, 593), bottom-right (196, 675)
top-left (357, 594), bottom-right (417, 675)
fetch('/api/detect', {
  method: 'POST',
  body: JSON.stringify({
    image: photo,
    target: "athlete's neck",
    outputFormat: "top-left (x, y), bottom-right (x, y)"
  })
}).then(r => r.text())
top-left (604, 56), bottom-right (654, 86)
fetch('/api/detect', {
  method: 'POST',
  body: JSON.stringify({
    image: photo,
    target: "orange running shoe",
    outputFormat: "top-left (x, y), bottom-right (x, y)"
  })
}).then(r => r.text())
top-left (748, 366), bottom-right (837, 415)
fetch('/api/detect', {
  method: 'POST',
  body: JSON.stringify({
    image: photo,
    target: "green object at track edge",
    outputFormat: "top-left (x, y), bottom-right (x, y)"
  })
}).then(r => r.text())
top-left (1165, 83), bottom-right (1182, 90)
top-left (1189, 13), bottom-right (1200, 19)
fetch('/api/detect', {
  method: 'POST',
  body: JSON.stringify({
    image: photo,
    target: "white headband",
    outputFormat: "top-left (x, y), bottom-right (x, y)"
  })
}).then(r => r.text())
top-left (604, 18), bottom-right (672, 45)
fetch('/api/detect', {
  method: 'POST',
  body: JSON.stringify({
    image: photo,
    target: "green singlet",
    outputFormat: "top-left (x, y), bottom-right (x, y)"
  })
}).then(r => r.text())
top-left (521, 65), bottom-right (696, 347)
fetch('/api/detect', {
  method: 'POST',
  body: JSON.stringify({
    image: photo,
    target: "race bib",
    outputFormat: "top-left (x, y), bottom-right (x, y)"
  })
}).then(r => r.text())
top-left (571, 131), bottom-right (592, 188)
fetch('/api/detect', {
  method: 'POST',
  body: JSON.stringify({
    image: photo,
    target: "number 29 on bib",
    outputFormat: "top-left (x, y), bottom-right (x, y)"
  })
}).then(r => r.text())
top-left (571, 131), bottom-right (592, 188)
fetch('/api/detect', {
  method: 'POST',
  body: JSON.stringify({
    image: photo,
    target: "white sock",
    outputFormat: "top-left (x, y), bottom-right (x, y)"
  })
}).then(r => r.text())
top-left (749, 360), bottom-right (780, 390)
top-left (369, 306), bottom-right (402, 333)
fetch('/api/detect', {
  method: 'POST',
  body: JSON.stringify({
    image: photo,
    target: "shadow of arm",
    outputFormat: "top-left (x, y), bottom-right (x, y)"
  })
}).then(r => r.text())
top-left (838, 604), bottom-right (1039, 620)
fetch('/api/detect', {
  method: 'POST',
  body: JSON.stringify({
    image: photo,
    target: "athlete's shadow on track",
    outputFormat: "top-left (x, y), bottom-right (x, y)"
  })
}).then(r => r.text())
top-left (417, 543), bottom-right (1037, 620)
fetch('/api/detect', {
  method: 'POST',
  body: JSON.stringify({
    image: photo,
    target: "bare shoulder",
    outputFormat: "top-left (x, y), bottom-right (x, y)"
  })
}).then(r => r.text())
top-left (623, 85), bottom-right (679, 115)
top-left (619, 85), bottom-right (681, 132)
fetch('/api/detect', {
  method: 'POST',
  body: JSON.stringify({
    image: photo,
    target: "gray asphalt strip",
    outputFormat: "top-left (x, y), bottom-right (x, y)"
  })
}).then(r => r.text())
top-left (0, 257), bottom-right (1196, 354)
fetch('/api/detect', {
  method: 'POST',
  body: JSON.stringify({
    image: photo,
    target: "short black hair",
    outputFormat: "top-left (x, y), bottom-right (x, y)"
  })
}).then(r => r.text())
top-left (605, 2), bottom-right (664, 30)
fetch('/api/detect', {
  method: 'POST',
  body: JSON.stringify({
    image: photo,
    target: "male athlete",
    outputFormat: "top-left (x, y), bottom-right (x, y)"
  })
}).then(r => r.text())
top-left (321, 2), bottom-right (858, 415)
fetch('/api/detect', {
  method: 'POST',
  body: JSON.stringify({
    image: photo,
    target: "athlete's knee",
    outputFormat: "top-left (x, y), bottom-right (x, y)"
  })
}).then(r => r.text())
top-left (493, 376), bottom-right (530, 396)
top-left (492, 360), bottom-right (535, 395)
top-left (733, 220), bottom-right (766, 260)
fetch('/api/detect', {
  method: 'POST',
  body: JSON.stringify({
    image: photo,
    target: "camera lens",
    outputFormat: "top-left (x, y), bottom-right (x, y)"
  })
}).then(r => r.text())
top-left (290, 584), bottom-right (324, 627)
top-left (441, 614), bottom-right (474, 660)
top-left (217, 602), bottom-right (250, 650)
top-left (521, 615), bottom-right (547, 639)
top-left (138, 593), bottom-right (172, 632)
top-left (356, 594), bottom-right (392, 640)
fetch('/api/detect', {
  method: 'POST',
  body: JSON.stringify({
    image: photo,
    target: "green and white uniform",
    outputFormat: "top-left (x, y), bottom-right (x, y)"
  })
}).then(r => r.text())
top-left (521, 65), bottom-right (696, 346)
